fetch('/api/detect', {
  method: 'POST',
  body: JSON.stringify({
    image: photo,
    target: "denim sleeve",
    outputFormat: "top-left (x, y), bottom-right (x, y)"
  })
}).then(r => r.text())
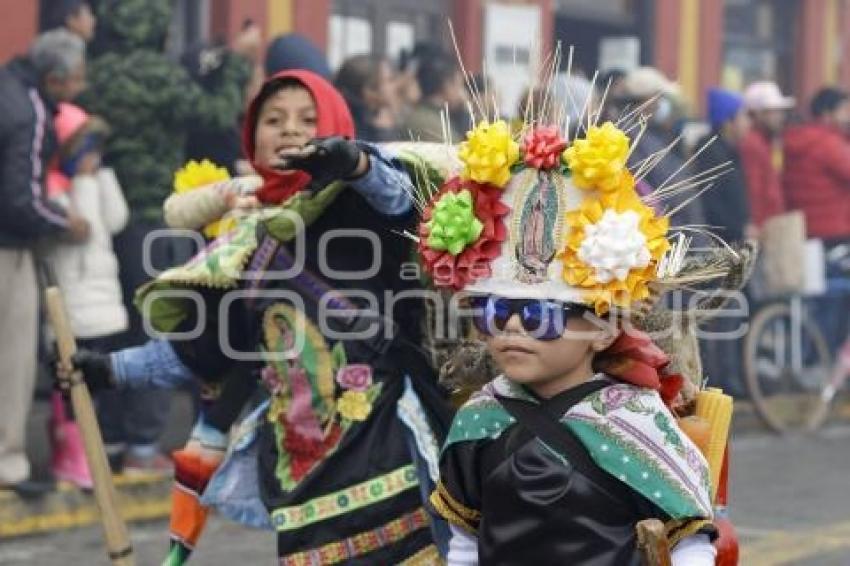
top-left (110, 339), bottom-right (196, 390)
top-left (347, 143), bottom-right (413, 216)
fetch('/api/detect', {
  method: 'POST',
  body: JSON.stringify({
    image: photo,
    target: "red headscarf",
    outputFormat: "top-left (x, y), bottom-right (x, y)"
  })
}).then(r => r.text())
top-left (243, 69), bottom-right (355, 205)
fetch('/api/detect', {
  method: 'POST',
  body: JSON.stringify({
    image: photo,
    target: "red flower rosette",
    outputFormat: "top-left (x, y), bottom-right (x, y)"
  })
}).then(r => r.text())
top-left (521, 125), bottom-right (569, 170)
top-left (418, 177), bottom-right (510, 290)
top-left (593, 329), bottom-right (671, 390)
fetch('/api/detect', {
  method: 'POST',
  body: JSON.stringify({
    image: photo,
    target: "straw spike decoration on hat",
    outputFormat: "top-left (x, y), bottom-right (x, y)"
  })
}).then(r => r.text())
top-left (400, 43), bottom-right (738, 318)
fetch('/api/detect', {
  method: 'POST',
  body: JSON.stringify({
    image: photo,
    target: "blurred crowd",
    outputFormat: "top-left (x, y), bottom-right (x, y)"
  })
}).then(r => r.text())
top-left (1, 0), bottom-right (848, 495)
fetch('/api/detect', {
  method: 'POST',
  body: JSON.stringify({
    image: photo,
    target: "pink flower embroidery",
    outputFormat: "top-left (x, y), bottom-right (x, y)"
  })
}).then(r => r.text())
top-left (685, 447), bottom-right (704, 472)
top-left (335, 364), bottom-right (373, 391)
top-left (600, 386), bottom-right (640, 411)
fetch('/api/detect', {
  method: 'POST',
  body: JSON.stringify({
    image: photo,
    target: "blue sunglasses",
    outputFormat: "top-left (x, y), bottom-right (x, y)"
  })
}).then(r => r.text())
top-left (468, 295), bottom-right (591, 341)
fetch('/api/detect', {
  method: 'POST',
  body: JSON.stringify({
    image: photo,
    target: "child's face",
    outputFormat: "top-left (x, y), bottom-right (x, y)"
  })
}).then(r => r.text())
top-left (254, 86), bottom-right (318, 169)
top-left (486, 313), bottom-right (612, 396)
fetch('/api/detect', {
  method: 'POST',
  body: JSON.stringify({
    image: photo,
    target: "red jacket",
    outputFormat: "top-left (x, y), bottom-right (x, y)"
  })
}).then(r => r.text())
top-left (783, 123), bottom-right (850, 240)
top-left (739, 130), bottom-right (785, 226)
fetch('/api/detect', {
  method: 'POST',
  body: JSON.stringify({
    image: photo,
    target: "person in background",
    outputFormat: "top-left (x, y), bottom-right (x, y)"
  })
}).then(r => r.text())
top-left (620, 67), bottom-right (704, 230)
top-left (783, 87), bottom-right (850, 354)
top-left (45, 103), bottom-right (129, 488)
top-left (334, 54), bottom-right (401, 142)
top-left (698, 88), bottom-right (752, 242)
top-left (597, 69), bottom-right (627, 123)
top-left (599, 68), bottom-right (627, 98)
top-left (42, 0), bottom-right (97, 42)
top-left (181, 39), bottom-right (257, 175)
top-left (554, 72), bottom-right (596, 135)
top-left (0, 29), bottom-right (90, 496)
top-left (81, 0), bottom-right (257, 473)
top-left (696, 88), bottom-right (752, 397)
top-left (395, 46), bottom-right (424, 122)
top-left (400, 50), bottom-right (466, 143)
top-left (514, 73), bottom-right (594, 138)
top-left (740, 81), bottom-right (793, 231)
top-left (265, 33), bottom-right (332, 80)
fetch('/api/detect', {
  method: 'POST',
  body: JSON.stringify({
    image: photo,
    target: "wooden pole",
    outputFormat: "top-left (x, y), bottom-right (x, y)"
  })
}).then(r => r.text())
top-left (45, 285), bottom-right (135, 566)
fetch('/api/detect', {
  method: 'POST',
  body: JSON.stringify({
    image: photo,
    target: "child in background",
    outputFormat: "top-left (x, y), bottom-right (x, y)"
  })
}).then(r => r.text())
top-left (46, 103), bottom-right (129, 488)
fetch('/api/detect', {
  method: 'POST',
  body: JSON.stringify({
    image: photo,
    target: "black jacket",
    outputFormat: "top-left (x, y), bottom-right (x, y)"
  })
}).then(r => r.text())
top-left (628, 126), bottom-right (706, 231)
top-left (0, 57), bottom-right (69, 247)
top-left (696, 132), bottom-right (751, 243)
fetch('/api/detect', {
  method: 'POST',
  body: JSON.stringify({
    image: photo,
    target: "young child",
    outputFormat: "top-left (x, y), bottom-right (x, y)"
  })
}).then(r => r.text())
top-left (62, 69), bottom-right (454, 564)
top-left (46, 102), bottom-right (129, 489)
top-left (418, 118), bottom-right (719, 564)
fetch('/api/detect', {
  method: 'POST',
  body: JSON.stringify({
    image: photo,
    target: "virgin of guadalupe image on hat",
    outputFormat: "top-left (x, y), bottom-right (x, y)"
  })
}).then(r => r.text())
top-left (408, 49), bottom-right (722, 317)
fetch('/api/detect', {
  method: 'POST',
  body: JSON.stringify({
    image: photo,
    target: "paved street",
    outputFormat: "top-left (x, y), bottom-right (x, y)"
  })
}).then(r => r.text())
top-left (731, 426), bottom-right (850, 566)
top-left (2, 426), bottom-right (850, 565)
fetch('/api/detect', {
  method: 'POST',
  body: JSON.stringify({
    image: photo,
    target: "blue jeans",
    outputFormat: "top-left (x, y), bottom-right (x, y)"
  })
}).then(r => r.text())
top-left (810, 244), bottom-right (850, 356)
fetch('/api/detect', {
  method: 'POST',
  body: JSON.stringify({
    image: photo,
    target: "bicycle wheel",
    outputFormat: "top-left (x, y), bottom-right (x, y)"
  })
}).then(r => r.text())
top-left (744, 301), bottom-right (831, 433)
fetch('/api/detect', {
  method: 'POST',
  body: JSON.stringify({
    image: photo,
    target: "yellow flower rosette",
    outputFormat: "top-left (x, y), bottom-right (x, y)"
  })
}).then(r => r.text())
top-left (563, 121), bottom-right (631, 192)
top-left (559, 176), bottom-right (670, 314)
top-left (173, 159), bottom-right (234, 238)
top-left (337, 390), bottom-right (372, 421)
top-left (458, 119), bottom-right (520, 188)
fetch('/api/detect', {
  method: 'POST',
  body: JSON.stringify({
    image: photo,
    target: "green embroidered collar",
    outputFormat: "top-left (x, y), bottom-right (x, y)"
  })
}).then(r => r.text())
top-left (134, 182), bottom-right (345, 333)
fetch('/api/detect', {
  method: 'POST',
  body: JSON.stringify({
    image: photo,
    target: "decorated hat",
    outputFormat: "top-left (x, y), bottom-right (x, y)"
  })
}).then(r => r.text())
top-left (415, 113), bottom-right (685, 314)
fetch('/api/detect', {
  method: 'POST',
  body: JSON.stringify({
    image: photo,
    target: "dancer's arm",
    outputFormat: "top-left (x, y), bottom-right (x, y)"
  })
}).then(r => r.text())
top-left (110, 339), bottom-right (196, 389)
top-left (163, 176), bottom-right (262, 230)
top-left (670, 534), bottom-right (716, 566)
top-left (277, 138), bottom-right (413, 216)
top-left (64, 339), bottom-right (196, 392)
top-left (347, 144), bottom-right (413, 216)
top-left (446, 525), bottom-right (478, 566)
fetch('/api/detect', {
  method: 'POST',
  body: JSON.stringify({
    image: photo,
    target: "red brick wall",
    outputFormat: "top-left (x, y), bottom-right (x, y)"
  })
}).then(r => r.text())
top-left (795, 0), bottom-right (827, 109)
top-left (294, 0), bottom-right (330, 51)
top-left (653, 0), bottom-right (680, 80)
top-left (452, 0), bottom-right (484, 73)
top-left (211, 0), bottom-right (268, 43)
top-left (697, 0), bottom-right (724, 114)
top-left (0, 0), bottom-right (39, 63)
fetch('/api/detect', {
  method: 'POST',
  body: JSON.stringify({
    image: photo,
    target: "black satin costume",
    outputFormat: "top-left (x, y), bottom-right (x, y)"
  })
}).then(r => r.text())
top-left (433, 383), bottom-right (715, 565)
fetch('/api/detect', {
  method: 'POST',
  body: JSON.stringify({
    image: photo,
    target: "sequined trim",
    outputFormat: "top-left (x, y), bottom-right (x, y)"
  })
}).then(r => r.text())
top-left (278, 507), bottom-right (431, 565)
top-left (270, 464), bottom-right (419, 531)
top-left (429, 481), bottom-right (480, 533)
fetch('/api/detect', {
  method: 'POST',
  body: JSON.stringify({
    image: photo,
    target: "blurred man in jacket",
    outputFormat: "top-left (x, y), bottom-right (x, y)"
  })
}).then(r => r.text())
top-left (740, 81), bottom-right (793, 230)
top-left (0, 29), bottom-right (90, 495)
top-left (784, 87), bottom-right (850, 353)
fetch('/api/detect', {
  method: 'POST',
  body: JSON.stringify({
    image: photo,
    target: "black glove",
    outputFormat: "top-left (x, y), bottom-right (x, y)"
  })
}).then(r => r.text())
top-left (55, 349), bottom-right (116, 393)
top-left (275, 136), bottom-right (365, 192)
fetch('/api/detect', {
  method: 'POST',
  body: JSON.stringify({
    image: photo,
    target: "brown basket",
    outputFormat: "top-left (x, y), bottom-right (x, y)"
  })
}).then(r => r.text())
top-left (758, 211), bottom-right (807, 296)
